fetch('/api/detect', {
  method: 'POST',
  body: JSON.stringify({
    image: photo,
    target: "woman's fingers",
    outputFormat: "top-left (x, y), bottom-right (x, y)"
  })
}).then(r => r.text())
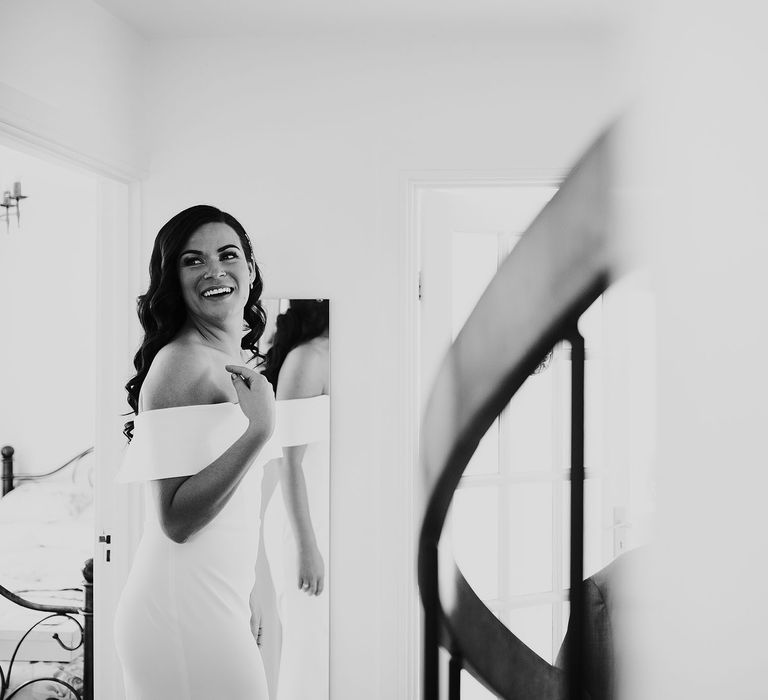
top-left (224, 363), bottom-right (254, 374)
top-left (225, 364), bottom-right (260, 378)
top-left (229, 373), bottom-right (248, 401)
top-left (225, 364), bottom-right (272, 394)
top-left (226, 364), bottom-right (275, 436)
top-left (298, 575), bottom-right (323, 596)
top-left (225, 364), bottom-right (255, 387)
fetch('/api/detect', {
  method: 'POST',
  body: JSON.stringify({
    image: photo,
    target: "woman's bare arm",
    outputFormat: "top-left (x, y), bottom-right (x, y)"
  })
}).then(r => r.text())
top-left (144, 350), bottom-right (274, 543)
top-left (153, 426), bottom-right (270, 543)
top-left (277, 342), bottom-right (327, 594)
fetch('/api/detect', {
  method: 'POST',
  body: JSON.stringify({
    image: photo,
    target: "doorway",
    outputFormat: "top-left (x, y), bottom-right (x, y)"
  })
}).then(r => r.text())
top-left (0, 132), bottom-right (141, 699)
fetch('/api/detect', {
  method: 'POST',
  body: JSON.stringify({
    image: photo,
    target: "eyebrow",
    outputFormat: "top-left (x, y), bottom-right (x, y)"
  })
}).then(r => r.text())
top-left (180, 244), bottom-right (241, 256)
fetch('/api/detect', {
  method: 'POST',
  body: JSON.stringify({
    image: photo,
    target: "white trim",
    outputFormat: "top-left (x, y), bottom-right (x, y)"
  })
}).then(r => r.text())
top-left (395, 172), bottom-right (422, 700)
top-left (401, 170), bottom-right (564, 700)
top-left (94, 177), bottom-right (143, 700)
top-left (0, 81), bottom-right (147, 183)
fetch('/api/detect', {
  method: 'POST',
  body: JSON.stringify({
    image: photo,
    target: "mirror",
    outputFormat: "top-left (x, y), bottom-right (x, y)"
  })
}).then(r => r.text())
top-left (255, 298), bottom-right (330, 700)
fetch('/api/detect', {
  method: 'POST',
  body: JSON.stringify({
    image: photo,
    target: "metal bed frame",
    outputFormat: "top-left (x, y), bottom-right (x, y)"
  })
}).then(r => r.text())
top-left (0, 445), bottom-right (93, 700)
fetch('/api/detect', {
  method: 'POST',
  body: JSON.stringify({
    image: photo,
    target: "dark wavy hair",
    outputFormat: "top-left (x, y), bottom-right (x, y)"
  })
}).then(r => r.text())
top-left (262, 299), bottom-right (329, 390)
top-left (124, 205), bottom-right (267, 440)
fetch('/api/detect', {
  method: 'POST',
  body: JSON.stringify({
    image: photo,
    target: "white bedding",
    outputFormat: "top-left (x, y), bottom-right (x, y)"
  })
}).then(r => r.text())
top-left (0, 482), bottom-right (93, 593)
top-left (0, 478), bottom-right (93, 665)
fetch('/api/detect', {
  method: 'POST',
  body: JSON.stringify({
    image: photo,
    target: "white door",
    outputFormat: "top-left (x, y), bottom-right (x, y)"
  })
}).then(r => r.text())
top-left (418, 182), bottom-right (622, 697)
top-left (93, 179), bottom-right (142, 700)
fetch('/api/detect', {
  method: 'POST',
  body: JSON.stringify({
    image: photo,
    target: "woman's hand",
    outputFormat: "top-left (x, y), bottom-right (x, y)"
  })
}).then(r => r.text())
top-left (225, 364), bottom-right (276, 440)
top-left (297, 543), bottom-right (325, 596)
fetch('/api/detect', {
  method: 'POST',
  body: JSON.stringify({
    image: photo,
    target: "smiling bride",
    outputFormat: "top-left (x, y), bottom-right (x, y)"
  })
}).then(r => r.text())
top-left (114, 205), bottom-right (279, 700)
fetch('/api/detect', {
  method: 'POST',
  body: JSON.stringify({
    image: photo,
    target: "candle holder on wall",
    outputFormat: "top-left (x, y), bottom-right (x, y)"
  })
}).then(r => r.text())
top-left (1, 181), bottom-right (27, 232)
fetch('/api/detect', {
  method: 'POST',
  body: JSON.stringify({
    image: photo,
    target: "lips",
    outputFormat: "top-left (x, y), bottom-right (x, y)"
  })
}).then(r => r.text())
top-left (201, 285), bottom-right (234, 298)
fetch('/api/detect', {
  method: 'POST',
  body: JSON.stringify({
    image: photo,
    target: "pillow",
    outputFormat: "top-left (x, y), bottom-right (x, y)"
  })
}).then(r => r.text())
top-left (0, 482), bottom-right (93, 523)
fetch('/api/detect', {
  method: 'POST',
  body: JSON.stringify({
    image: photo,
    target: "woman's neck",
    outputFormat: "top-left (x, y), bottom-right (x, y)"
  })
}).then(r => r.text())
top-left (179, 319), bottom-right (242, 359)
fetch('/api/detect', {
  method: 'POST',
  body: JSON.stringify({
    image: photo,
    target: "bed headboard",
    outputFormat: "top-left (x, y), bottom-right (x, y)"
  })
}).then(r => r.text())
top-left (1, 445), bottom-right (13, 497)
top-left (0, 444), bottom-right (94, 497)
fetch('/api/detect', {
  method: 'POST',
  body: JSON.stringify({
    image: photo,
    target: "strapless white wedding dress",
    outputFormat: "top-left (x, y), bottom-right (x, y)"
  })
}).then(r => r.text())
top-left (263, 395), bottom-right (330, 700)
top-left (113, 403), bottom-right (282, 700)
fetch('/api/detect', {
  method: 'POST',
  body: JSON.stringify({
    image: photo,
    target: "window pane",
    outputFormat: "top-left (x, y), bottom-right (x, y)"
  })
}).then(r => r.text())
top-left (562, 478), bottom-right (605, 587)
top-left (504, 483), bottom-right (552, 596)
top-left (460, 671), bottom-right (498, 700)
top-left (451, 487), bottom-right (499, 600)
top-left (585, 353), bottom-right (604, 473)
top-left (451, 232), bottom-right (499, 339)
top-left (502, 605), bottom-right (553, 663)
top-left (555, 343), bottom-right (571, 469)
top-left (558, 601), bottom-right (570, 658)
top-left (582, 297), bottom-right (605, 473)
top-left (504, 369), bottom-right (554, 473)
top-left (578, 297), bottom-right (603, 351)
top-left (465, 418), bottom-right (499, 476)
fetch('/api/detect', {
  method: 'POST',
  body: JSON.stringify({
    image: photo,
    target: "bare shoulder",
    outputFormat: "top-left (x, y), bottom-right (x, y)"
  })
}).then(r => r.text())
top-left (290, 338), bottom-right (327, 363)
top-left (306, 335), bottom-right (329, 356)
top-left (141, 340), bottom-right (231, 411)
top-left (276, 339), bottom-right (329, 399)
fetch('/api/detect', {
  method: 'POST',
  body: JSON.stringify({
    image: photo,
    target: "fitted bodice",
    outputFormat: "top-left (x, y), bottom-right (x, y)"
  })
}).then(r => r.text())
top-left (114, 397), bottom-right (330, 700)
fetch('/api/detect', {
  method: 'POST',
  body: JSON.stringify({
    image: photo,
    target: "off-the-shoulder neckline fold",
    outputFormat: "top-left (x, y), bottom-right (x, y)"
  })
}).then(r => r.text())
top-left (137, 401), bottom-right (238, 417)
top-left (134, 395), bottom-right (328, 418)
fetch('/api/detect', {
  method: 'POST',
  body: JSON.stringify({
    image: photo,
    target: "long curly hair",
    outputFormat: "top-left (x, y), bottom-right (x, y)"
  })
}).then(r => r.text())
top-left (262, 299), bottom-right (329, 390)
top-left (124, 205), bottom-right (267, 440)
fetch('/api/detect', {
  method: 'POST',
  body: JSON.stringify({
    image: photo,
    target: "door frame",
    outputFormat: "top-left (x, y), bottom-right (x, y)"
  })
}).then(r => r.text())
top-left (0, 86), bottom-right (145, 699)
top-left (396, 170), bottom-right (563, 698)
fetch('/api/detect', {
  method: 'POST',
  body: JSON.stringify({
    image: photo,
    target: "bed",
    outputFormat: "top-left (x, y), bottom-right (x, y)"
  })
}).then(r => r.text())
top-left (0, 445), bottom-right (93, 700)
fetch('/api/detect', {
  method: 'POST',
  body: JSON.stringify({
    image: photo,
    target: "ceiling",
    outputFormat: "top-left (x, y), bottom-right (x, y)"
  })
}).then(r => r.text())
top-left (92, 0), bottom-right (626, 40)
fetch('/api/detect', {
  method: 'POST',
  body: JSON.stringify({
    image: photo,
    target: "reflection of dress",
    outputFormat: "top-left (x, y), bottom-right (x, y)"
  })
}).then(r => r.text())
top-left (113, 403), bottom-right (281, 700)
top-left (263, 395), bottom-right (330, 700)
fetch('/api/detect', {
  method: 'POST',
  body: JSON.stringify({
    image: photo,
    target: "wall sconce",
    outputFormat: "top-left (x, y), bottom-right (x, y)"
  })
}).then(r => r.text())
top-left (1, 181), bottom-right (27, 232)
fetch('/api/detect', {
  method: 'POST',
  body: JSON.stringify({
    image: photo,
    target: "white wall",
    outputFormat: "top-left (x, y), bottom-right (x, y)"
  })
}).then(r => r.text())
top-left (623, 1), bottom-right (768, 697)
top-left (142, 31), bottom-right (624, 698)
top-left (0, 2), bottom-right (148, 471)
top-left (0, 143), bottom-right (98, 474)
top-left (0, 0), bottom-right (148, 178)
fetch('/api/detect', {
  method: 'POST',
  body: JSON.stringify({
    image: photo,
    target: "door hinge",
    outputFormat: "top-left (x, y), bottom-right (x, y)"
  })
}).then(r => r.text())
top-left (418, 270), bottom-right (423, 300)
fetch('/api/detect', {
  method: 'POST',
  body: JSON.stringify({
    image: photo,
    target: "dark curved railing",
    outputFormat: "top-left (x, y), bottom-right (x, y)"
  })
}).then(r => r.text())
top-left (418, 126), bottom-right (621, 698)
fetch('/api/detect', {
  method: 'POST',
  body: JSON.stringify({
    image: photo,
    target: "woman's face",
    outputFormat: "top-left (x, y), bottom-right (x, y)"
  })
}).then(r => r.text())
top-left (177, 222), bottom-right (255, 325)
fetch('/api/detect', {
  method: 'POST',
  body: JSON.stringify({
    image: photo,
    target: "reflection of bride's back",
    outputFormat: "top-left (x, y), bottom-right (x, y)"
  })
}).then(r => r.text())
top-left (263, 394), bottom-right (330, 700)
top-left (257, 299), bottom-right (330, 700)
